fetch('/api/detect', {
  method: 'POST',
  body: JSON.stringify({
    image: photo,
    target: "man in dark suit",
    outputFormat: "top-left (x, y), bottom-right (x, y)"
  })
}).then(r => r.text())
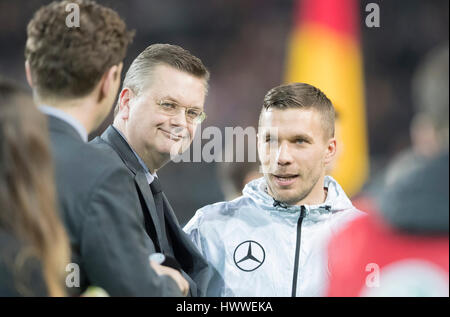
top-left (90, 44), bottom-right (217, 296)
top-left (24, 0), bottom-right (189, 296)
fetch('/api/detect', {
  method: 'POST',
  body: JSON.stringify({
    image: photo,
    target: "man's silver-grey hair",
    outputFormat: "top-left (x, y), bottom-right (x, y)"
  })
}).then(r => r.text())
top-left (114, 43), bottom-right (210, 116)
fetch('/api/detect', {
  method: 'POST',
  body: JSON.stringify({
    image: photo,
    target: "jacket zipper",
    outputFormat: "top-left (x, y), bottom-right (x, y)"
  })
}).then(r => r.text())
top-left (291, 205), bottom-right (306, 297)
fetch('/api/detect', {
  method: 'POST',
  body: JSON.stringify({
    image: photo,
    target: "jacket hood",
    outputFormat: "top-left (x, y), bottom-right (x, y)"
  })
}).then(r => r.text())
top-left (242, 176), bottom-right (355, 218)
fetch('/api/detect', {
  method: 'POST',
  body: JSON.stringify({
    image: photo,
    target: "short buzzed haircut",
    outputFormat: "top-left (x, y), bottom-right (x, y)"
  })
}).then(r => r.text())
top-left (260, 82), bottom-right (335, 139)
top-left (114, 43), bottom-right (209, 116)
top-left (25, 0), bottom-right (134, 99)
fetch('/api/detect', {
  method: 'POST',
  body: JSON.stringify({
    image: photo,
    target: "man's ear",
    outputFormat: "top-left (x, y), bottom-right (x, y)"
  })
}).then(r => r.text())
top-left (25, 61), bottom-right (33, 88)
top-left (118, 88), bottom-right (133, 120)
top-left (98, 63), bottom-right (123, 102)
top-left (103, 64), bottom-right (122, 94)
top-left (324, 137), bottom-right (337, 165)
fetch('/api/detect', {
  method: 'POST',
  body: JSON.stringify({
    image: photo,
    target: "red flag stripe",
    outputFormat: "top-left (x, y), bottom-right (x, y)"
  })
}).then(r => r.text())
top-left (295, 0), bottom-right (360, 40)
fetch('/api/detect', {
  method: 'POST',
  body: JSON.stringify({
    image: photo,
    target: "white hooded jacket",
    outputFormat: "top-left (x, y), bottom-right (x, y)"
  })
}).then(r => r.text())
top-left (184, 176), bottom-right (363, 297)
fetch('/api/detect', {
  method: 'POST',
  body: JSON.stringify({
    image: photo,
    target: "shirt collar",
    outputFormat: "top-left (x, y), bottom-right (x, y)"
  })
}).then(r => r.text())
top-left (39, 105), bottom-right (88, 142)
top-left (112, 126), bottom-right (157, 185)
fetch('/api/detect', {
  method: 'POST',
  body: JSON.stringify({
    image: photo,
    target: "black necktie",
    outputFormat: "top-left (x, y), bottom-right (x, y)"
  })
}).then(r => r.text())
top-left (149, 178), bottom-right (172, 256)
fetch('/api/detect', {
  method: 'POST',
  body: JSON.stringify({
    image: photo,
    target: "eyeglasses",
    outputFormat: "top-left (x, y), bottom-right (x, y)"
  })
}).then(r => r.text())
top-left (156, 100), bottom-right (206, 124)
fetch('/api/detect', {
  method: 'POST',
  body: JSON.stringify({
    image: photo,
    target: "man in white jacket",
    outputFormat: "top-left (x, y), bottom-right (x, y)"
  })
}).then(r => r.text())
top-left (184, 83), bottom-right (363, 296)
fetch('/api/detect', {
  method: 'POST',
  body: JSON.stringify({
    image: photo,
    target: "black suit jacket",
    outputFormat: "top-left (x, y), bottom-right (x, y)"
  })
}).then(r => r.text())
top-left (47, 116), bottom-right (182, 296)
top-left (90, 125), bottom-right (215, 297)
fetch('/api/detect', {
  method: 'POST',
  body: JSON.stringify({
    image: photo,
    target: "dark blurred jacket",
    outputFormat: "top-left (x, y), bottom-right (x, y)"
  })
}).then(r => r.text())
top-left (0, 229), bottom-right (48, 296)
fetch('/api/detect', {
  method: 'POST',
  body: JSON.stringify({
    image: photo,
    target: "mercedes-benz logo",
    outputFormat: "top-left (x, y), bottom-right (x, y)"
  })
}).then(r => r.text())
top-left (233, 240), bottom-right (265, 272)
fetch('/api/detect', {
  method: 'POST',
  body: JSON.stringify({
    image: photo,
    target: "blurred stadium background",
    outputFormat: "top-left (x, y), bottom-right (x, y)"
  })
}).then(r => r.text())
top-left (0, 0), bottom-right (448, 225)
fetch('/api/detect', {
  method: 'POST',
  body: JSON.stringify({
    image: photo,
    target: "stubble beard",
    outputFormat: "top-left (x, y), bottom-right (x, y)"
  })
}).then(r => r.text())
top-left (267, 170), bottom-right (321, 206)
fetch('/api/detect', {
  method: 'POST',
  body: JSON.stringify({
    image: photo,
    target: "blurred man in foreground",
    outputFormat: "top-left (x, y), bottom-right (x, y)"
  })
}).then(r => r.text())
top-left (25, 0), bottom-right (188, 296)
top-left (185, 83), bottom-right (362, 296)
top-left (327, 44), bottom-right (449, 297)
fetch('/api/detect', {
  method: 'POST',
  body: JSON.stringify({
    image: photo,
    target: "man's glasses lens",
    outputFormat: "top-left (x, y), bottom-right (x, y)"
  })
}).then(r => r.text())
top-left (158, 100), bottom-right (206, 123)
